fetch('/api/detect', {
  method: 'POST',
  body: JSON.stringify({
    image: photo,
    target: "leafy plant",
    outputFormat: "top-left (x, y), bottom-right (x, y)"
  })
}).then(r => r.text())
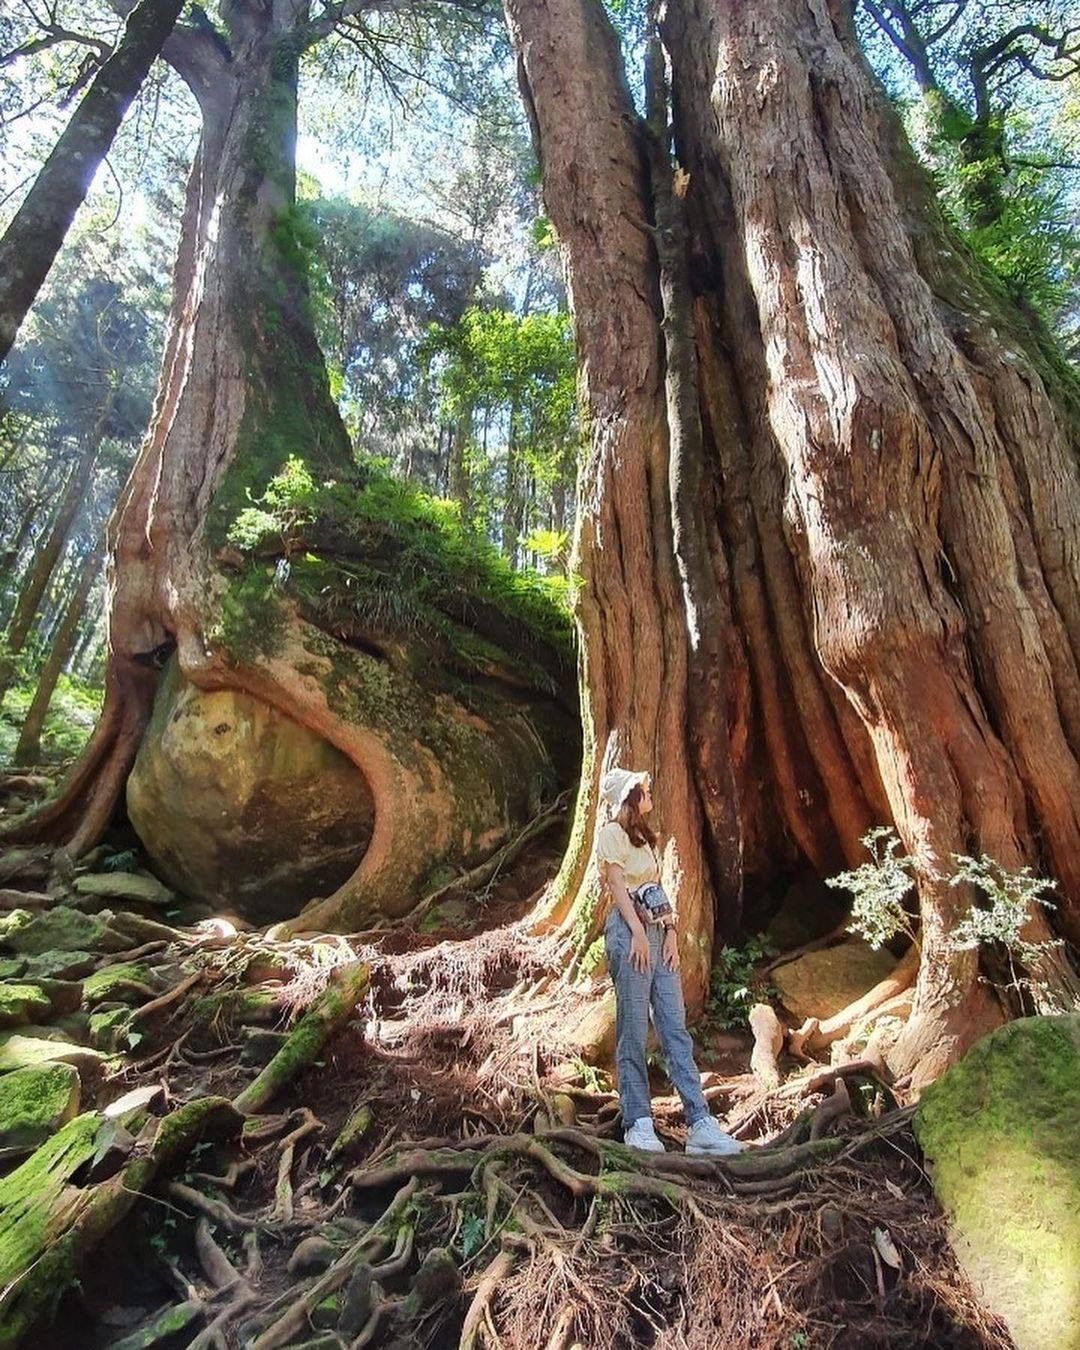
top-left (701, 937), bottom-right (777, 1032)
top-left (827, 827), bottom-right (919, 949)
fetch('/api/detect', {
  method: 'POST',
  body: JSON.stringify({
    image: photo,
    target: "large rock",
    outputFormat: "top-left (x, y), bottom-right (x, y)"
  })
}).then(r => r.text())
top-left (772, 938), bottom-right (896, 1022)
top-left (0, 1063), bottom-right (80, 1150)
top-left (127, 662), bottom-right (376, 922)
top-left (73, 872), bottom-right (175, 908)
top-left (914, 1015), bottom-right (1080, 1350)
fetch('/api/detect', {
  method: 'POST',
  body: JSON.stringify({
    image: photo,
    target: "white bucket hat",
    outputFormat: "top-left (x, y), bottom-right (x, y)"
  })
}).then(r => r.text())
top-left (600, 767), bottom-right (650, 817)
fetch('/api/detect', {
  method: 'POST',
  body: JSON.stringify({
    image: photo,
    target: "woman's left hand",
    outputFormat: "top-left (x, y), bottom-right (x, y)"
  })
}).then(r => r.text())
top-left (662, 927), bottom-right (679, 971)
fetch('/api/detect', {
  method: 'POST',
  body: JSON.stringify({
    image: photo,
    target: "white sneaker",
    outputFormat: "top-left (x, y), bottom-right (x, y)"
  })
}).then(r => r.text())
top-left (624, 1116), bottom-right (666, 1152)
top-left (686, 1115), bottom-right (745, 1156)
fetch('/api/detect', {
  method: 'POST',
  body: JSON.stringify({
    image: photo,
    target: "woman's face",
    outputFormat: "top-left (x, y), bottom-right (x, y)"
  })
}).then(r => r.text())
top-left (639, 777), bottom-right (653, 814)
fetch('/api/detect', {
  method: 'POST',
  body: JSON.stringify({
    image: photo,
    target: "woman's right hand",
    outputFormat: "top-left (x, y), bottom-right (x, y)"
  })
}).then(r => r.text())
top-left (630, 923), bottom-right (651, 974)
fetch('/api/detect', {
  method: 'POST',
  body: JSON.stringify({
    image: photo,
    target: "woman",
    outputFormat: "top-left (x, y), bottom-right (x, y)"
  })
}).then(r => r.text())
top-left (599, 767), bottom-right (744, 1155)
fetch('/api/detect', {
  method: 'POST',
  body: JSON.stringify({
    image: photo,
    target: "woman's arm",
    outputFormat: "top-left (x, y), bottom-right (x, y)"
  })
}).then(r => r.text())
top-left (606, 863), bottom-right (651, 973)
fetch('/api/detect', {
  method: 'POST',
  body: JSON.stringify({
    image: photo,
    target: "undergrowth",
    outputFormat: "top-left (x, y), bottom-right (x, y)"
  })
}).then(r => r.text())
top-left (699, 936), bottom-right (778, 1033)
top-left (226, 455), bottom-right (574, 662)
top-left (0, 672), bottom-right (102, 766)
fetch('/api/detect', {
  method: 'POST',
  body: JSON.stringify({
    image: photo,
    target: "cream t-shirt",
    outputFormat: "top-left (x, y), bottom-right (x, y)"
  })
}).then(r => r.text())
top-left (597, 820), bottom-right (660, 892)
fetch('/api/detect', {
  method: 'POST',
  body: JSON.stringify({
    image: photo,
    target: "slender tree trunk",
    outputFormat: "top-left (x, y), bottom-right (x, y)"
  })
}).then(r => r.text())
top-left (0, 396), bottom-right (112, 701)
top-left (0, 0), bottom-right (186, 364)
top-left (501, 402), bottom-right (523, 561)
top-left (13, 543), bottom-right (103, 766)
top-left (448, 405), bottom-right (472, 512)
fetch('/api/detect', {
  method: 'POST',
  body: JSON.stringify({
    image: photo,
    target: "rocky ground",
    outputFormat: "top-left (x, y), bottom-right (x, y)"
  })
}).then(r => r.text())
top-left (0, 773), bottom-right (1034, 1349)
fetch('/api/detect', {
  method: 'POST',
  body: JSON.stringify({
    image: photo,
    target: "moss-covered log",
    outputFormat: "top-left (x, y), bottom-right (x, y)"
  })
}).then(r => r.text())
top-left (0, 1096), bottom-right (241, 1348)
top-left (233, 961), bottom-right (369, 1114)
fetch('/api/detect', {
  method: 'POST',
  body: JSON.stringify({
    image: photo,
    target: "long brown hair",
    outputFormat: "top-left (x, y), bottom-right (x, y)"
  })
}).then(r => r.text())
top-left (617, 784), bottom-right (657, 849)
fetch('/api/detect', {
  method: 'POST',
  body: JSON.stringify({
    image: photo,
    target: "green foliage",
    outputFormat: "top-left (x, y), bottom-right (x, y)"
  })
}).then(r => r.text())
top-left (208, 565), bottom-right (289, 665)
top-left (947, 854), bottom-right (1060, 958)
top-left (0, 673), bottom-right (102, 767)
top-left (700, 937), bottom-right (777, 1032)
top-left (829, 829), bottom-right (1069, 1005)
top-left (827, 827), bottom-right (919, 949)
top-left (226, 455), bottom-right (573, 660)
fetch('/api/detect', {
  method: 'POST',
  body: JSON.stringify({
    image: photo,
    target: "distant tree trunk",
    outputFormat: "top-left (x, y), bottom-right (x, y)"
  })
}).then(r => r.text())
top-left (0, 0), bottom-right (185, 364)
top-left (448, 406), bottom-right (472, 513)
top-left (13, 542), bottom-right (103, 766)
top-left (0, 396), bottom-right (111, 701)
top-left (501, 402), bottom-right (524, 561)
top-left (507, 0), bottom-right (1080, 1076)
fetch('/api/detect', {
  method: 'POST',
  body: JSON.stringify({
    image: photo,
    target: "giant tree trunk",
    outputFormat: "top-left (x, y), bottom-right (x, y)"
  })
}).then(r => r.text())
top-left (3, 3), bottom-right (575, 929)
top-left (0, 0), bottom-right (185, 364)
top-left (507, 0), bottom-right (1080, 1077)
top-left (504, 0), bottom-right (742, 1012)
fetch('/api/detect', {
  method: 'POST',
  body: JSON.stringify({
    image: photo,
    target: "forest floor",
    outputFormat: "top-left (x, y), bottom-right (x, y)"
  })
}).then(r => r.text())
top-left (0, 775), bottom-right (1013, 1350)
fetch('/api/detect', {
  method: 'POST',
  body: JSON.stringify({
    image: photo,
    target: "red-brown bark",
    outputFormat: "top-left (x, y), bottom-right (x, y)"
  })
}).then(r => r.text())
top-left (506, 0), bottom-right (1080, 1079)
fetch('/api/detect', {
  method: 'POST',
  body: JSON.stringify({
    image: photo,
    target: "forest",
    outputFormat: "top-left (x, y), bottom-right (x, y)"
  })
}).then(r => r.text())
top-left (0, 0), bottom-right (1077, 1346)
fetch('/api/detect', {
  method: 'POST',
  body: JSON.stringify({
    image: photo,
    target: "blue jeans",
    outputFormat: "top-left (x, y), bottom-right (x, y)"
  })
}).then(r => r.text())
top-left (604, 910), bottom-right (710, 1128)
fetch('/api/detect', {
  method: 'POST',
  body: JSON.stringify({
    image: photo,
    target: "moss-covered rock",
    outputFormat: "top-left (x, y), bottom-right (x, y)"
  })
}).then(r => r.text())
top-left (72, 871), bottom-right (175, 909)
top-left (82, 963), bottom-right (157, 1009)
top-left (0, 1063), bottom-right (80, 1150)
top-left (0, 907), bottom-right (119, 957)
top-left (914, 1014), bottom-right (1080, 1350)
top-left (22, 951), bottom-right (97, 981)
top-left (0, 1032), bottom-right (103, 1078)
top-left (88, 1008), bottom-right (134, 1053)
top-left (0, 984), bottom-right (52, 1030)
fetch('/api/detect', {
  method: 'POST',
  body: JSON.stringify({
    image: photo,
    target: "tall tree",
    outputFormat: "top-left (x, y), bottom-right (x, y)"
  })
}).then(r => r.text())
top-left (505, 0), bottom-right (1080, 1079)
top-left (3, 0), bottom-right (576, 928)
top-left (0, 0), bottom-right (185, 363)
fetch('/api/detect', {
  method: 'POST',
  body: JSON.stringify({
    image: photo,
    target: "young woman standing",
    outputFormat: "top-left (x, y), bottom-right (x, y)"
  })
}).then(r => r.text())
top-left (599, 767), bottom-right (744, 1155)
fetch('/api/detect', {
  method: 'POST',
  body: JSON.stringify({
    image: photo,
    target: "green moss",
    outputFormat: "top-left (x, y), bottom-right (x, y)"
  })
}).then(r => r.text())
top-left (0, 984), bottom-right (52, 1030)
top-left (0, 907), bottom-right (109, 957)
top-left (88, 1008), bottom-right (133, 1053)
top-left (328, 1103), bottom-right (373, 1161)
top-left (82, 964), bottom-right (155, 1009)
top-left (914, 1014), bottom-right (1080, 1350)
top-left (207, 564), bottom-right (289, 665)
top-left (0, 1064), bottom-right (80, 1149)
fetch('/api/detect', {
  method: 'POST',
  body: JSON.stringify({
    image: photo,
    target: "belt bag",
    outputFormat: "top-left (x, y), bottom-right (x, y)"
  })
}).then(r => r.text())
top-left (630, 881), bottom-right (673, 924)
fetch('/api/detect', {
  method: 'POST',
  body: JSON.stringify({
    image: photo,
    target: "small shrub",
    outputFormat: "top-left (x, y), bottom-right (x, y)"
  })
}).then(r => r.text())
top-left (826, 826), bottom-right (918, 949)
top-left (700, 937), bottom-right (777, 1032)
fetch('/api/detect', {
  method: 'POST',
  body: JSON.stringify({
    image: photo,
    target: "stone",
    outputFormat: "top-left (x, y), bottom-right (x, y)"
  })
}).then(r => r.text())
top-left (0, 1063), bottom-right (81, 1149)
top-left (89, 1008), bottom-right (134, 1053)
top-left (82, 963), bottom-right (157, 1009)
top-left (22, 951), bottom-right (97, 980)
top-left (73, 872), bottom-right (176, 908)
top-left (915, 1015), bottom-right (1080, 1350)
top-left (126, 661), bottom-right (376, 923)
top-left (0, 985), bottom-right (52, 1030)
top-left (103, 1084), bottom-right (165, 1121)
top-left (0, 1031), bottom-right (104, 1078)
top-left (772, 939), bottom-right (897, 1022)
top-left (241, 1028), bottom-right (289, 1066)
top-left (0, 906), bottom-right (120, 957)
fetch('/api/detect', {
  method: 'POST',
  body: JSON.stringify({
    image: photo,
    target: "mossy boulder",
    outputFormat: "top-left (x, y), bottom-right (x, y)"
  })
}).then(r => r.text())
top-left (127, 661), bottom-right (376, 922)
top-left (0, 1032), bottom-right (104, 1078)
top-left (772, 938), bottom-right (897, 1022)
top-left (0, 984), bottom-right (52, 1030)
top-left (82, 963), bottom-right (157, 1009)
top-left (0, 907), bottom-right (119, 957)
top-left (914, 1014), bottom-right (1080, 1350)
top-left (0, 1063), bottom-right (80, 1150)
